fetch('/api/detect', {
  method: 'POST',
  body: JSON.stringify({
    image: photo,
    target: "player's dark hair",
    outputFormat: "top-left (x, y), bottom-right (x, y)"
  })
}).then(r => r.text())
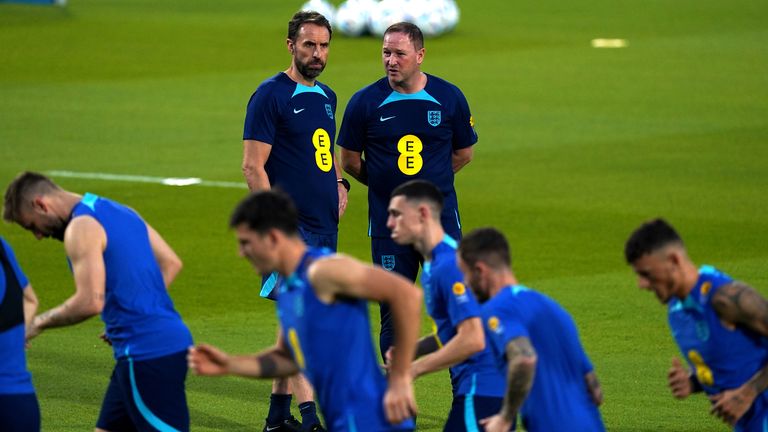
top-left (458, 227), bottom-right (512, 270)
top-left (385, 22), bottom-right (424, 51)
top-left (288, 10), bottom-right (333, 42)
top-left (229, 189), bottom-right (300, 236)
top-left (624, 218), bottom-right (684, 264)
top-left (391, 179), bottom-right (444, 213)
top-left (3, 171), bottom-right (61, 223)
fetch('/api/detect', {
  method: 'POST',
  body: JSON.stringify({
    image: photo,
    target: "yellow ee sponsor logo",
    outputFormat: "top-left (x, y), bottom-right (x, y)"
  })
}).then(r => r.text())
top-left (452, 282), bottom-right (466, 296)
top-left (397, 134), bottom-right (423, 175)
top-left (688, 349), bottom-right (714, 386)
top-left (488, 316), bottom-right (500, 332)
top-left (312, 128), bottom-right (333, 172)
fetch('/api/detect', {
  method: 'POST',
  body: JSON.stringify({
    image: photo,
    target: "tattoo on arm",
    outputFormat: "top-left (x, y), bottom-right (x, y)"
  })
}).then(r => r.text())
top-left (712, 281), bottom-right (768, 336)
top-left (500, 337), bottom-right (537, 421)
top-left (257, 356), bottom-right (278, 378)
top-left (712, 281), bottom-right (768, 395)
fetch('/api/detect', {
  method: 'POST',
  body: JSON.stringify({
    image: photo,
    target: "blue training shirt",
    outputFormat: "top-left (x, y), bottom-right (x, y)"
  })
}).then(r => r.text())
top-left (337, 74), bottom-right (477, 237)
top-left (482, 285), bottom-right (605, 432)
top-left (277, 247), bottom-right (414, 432)
top-left (421, 235), bottom-right (505, 398)
top-left (0, 237), bottom-right (34, 395)
top-left (71, 194), bottom-right (193, 361)
top-left (244, 72), bottom-right (339, 235)
top-left (668, 266), bottom-right (768, 431)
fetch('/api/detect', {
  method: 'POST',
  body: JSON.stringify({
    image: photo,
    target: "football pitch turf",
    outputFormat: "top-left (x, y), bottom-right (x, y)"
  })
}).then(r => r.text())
top-left (1, 0), bottom-right (767, 430)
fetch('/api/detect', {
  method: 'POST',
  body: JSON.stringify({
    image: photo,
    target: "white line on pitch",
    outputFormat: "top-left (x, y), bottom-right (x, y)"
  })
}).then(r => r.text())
top-left (47, 170), bottom-right (247, 189)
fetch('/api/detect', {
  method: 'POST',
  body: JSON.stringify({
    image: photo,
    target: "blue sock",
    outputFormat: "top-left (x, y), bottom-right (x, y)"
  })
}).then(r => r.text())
top-left (299, 401), bottom-right (320, 430)
top-left (267, 394), bottom-right (292, 425)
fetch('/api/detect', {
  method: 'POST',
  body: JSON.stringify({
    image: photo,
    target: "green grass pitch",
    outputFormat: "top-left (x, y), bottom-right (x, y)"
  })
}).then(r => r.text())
top-left (1, 0), bottom-right (767, 430)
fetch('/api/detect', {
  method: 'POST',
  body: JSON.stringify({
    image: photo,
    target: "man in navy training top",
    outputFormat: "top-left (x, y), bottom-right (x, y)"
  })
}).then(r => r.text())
top-left (337, 21), bottom-right (476, 358)
top-left (241, 11), bottom-right (349, 431)
top-left (0, 236), bottom-right (40, 432)
top-left (625, 218), bottom-right (768, 430)
top-left (386, 180), bottom-right (510, 431)
top-left (3, 171), bottom-right (193, 432)
top-left (457, 227), bottom-right (605, 432)
top-left (188, 190), bottom-right (421, 432)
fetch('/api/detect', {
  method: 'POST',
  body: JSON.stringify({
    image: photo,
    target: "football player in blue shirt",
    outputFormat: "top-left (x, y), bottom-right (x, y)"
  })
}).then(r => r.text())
top-left (338, 22), bottom-right (476, 358)
top-left (241, 11), bottom-right (348, 431)
top-left (4, 172), bottom-right (193, 432)
top-left (625, 218), bottom-right (768, 430)
top-left (386, 180), bottom-right (509, 431)
top-left (0, 236), bottom-right (40, 432)
top-left (189, 190), bottom-right (421, 432)
top-left (457, 228), bottom-right (605, 432)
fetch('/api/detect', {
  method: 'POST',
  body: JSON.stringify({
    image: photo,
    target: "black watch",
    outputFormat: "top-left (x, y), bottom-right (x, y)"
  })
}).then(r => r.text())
top-left (337, 177), bottom-right (351, 192)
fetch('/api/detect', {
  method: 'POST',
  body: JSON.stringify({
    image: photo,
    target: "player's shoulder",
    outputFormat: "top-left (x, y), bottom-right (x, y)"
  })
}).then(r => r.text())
top-left (348, 78), bottom-right (390, 105)
top-left (249, 73), bottom-right (290, 100)
top-left (315, 80), bottom-right (337, 100)
top-left (425, 73), bottom-right (464, 95)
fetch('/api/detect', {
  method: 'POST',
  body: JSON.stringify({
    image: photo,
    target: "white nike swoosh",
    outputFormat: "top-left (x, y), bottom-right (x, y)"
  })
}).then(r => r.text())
top-left (380, 115), bottom-right (396, 122)
top-left (265, 427), bottom-right (280, 432)
top-left (293, 108), bottom-right (305, 114)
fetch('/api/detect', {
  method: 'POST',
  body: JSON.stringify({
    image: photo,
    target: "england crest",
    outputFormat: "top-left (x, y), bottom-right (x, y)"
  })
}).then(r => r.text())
top-left (427, 110), bottom-right (441, 127)
top-left (325, 104), bottom-right (334, 119)
top-left (381, 255), bottom-right (396, 271)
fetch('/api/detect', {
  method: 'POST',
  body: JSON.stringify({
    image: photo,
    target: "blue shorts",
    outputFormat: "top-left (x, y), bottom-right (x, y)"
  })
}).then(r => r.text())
top-left (260, 226), bottom-right (338, 300)
top-left (444, 395), bottom-right (513, 432)
top-left (372, 230), bottom-right (461, 357)
top-left (0, 393), bottom-right (40, 432)
top-left (96, 350), bottom-right (189, 432)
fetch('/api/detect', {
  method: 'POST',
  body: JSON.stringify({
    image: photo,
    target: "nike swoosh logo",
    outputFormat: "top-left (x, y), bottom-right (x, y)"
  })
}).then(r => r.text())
top-left (265, 427), bottom-right (280, 432)
top-left (380, 115), bottom-right (396, 122)
top-left (293, 108), bottom-right (305, 114)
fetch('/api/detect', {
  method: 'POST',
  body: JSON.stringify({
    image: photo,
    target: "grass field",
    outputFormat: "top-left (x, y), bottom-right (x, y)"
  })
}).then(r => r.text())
top-left (1, 0), bottom-right (767, 430)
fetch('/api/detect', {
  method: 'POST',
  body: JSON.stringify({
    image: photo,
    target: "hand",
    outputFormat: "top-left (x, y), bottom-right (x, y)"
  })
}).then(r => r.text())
top-left (480, 414), bottom-right (514, 432)
top-left (99, 332), bottom-right (112, 346)
top-left (709, 386), bottom-right (756, 426)
top-left (585, 371), bottom-right (603, 406)
top-left (337, 183), bottom-right (348, 218)
top-left (25, 316), bottom-right (43, 342)
top-left (668, 357), bottom-right (693, 399)
top-left (383, 374), bottom-right (417, 424)
top-left (382, 347), bottom-right (393, 373)
top-left (188, 344), bottom-right (231, 376)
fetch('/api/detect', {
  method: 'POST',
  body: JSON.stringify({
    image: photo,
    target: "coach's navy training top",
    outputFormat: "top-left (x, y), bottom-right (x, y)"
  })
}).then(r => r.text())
top-left (71, 194), bottom-right (193, 361)
top-left (244, 72), bottom-right (339, 235)
top-left (337, 74), bottom-right (477, 237)
top-left (277, 247), bottom-right (415, 431)
top-left (0, 237), bottom-right (34, 395)
top-left (668, 266), bottom-right (768, 430)
top-left (482, 285), bottom-right (605, 431)
top-left (421, 235), bottom-right (505, 398)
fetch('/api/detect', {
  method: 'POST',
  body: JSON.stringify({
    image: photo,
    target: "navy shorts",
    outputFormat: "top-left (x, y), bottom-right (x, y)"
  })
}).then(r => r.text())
top-left (372, 230), bottom-right (461, 357)
top-left (444, 395), bottom-right (514, 432)
top-left (96, 350), bottom-right (189, 432)
top-left (0, 393), bottom-right (40, 432)
top-left (260, 226), bottom-right (337, 300)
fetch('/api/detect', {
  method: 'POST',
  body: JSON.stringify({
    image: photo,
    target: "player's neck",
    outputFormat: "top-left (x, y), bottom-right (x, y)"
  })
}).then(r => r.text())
top-left (416, 224), bottom-right (445, 260)
top-left (284, 67), bottom-right (316, 87)
top-left (277, 238), bottom-right (308, 277)
top-left (389, 71), bottom-right (426, 94)
top-left (490, 269), bottom-right (518, 297)
top-left (678, 260), bottom-right (701, 298)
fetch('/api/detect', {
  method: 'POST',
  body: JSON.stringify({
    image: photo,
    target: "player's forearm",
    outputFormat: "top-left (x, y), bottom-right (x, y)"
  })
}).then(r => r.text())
top-left (23, 285), bottom-right (38, 330)
top-left (452, 148), bottom-right (473, 173)
top-left (342, 156), bottom-right (368, 185)
top-left (228, 349), bottom-right (299, 379)
top-left (242, 165), bottom-right (271, 191)
top-left (743, 363), bottom-right (768, 400)
top-left (34, 297), bottom-right (100, 331)
top-left (388, 288), bottom-right (423, 378)
top-left (499, 357), bottom-right (536, 421)
top-left (412, 332), bottom-right (484, 377)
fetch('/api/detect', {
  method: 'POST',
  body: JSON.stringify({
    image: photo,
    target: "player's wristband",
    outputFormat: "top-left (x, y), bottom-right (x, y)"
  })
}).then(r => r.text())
top-left (689, 374), bottom-right (703, 393)
top-left (337, 177), bottom-right (351, 192)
